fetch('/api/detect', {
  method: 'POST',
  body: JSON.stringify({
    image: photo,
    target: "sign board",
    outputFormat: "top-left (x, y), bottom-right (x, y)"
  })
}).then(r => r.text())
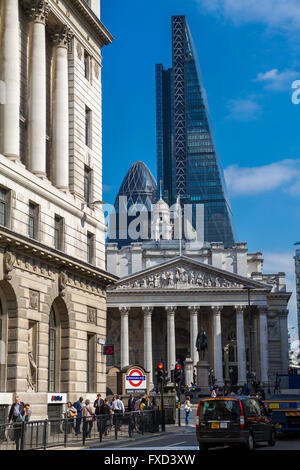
top-left (47, 394), bottom-right (67, 404)
top-left (125, 367), bottom-right (148, 395)
top-left (103, 345), bottom-right (114, 356)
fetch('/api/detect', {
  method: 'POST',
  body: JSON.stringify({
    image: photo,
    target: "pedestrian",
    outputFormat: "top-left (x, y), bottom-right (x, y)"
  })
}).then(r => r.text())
top-left (94, 393), bottom-right (104, 432)
top-left (184, 395), bottom-right (192, 426)
top-left (237, 387), bottom-right (242, 396)
top-left (73, 396), bottom-right (84, 436)
top-left (102, 399), bottom-right (112, 436)
top-left (211, 388), bottom-right (216, 398)
top-left (8, 396), bottom-right (25, 451)
top-left (128, 394), bottom-right (136, 412)
top-left (134, 395), bottom-right (142, 411)
top-left (82, 399), bottom-right (95, 438)
top-left (65, 401), bottom-right (77, 434)
top-left (112, 395), bottom-right (125, 431)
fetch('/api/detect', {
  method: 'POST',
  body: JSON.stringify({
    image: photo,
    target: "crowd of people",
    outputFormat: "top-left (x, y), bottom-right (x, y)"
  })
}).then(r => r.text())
top-left (65, 393), bottom-right (159, 438)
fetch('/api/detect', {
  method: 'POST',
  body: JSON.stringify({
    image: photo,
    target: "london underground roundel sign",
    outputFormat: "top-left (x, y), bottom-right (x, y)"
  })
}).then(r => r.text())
top-left (125, 367), bottom-right (147, 394)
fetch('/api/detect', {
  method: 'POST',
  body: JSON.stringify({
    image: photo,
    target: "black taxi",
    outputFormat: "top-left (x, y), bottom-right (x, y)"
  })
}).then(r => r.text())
top-left (196, 396), bottom-right (276, 450)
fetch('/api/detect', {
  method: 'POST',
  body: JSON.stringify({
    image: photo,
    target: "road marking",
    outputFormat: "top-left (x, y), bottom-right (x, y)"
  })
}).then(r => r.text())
top-left (164, 441), bottom-right (187, 448)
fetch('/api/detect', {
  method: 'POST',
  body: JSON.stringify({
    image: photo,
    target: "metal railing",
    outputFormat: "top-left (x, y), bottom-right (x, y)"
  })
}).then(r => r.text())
top-left (0, 409), bottom-right (164, 451)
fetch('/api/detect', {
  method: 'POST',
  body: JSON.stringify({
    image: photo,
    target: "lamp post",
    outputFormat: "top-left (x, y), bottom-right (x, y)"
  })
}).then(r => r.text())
top-left (244, 286), bottom-right (256, 392)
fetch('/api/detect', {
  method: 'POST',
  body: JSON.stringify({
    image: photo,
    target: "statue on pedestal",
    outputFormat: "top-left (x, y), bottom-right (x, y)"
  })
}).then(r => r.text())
top-left (196, 328), bottom-right (208, 362)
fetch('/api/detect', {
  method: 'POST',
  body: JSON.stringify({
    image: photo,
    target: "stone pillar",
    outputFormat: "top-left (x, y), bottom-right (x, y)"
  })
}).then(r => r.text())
top-left (188, 306), bottom-right (199, 367)
top-left (184, 356), bottom-right (193, 388)
top-left (2, 0), bottom-right (20, 160)
top-left (235, 306), bottom-right (247, 385)
top-left (279, 309), bottom-right (289, 375)
top-left (212, 306), bottom-right (224, 386)
top-left (143, 306), bottom-right (153, 385)
top-left (26, 1), bottom-right (49, 177)
top-left (120, 307), bottom-right (130, 368)
top-left (259, 306), bottom-right (269, 385)
top-left (51, 26), bottom-right (73, 190)
top-left (166, 306), bottom-right (176, 376)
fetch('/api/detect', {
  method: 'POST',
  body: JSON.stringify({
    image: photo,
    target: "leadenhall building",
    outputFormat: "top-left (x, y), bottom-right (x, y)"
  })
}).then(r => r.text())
top-left (0, 0), bottom-right (116, 421)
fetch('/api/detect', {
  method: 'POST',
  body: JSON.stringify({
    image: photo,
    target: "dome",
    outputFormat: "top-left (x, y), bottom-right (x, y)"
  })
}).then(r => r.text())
top-left (153, 198), bottom-right (170, 212)
top-left (114, 161), bottom-right (157, 211)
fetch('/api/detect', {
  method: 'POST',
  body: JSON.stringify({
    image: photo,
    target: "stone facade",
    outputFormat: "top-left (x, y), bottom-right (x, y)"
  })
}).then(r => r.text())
top-left (0, 0), bottom-right (116, 420)
top-left (295, 249), bottom-right (300, 340)
top-left (106, 241), bottom-right (291, 391)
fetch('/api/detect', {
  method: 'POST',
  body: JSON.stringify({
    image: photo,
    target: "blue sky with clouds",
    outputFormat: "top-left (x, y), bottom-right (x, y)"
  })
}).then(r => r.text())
top-left (101, 0), bottom-right (300, 335)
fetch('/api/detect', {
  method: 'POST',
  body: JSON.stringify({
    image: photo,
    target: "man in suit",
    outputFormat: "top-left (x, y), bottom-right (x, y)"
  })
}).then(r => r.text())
top-left (128, 394), bottom-right (136, 412)
top-left (94, 394), bottom-right (104, 432)
top-left (8, 396), bottom-right (24, 423)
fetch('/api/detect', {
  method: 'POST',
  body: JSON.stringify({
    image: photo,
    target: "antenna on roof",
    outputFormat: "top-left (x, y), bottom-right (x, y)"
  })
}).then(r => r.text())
top-left (159, 180), bottom-right (163, 200)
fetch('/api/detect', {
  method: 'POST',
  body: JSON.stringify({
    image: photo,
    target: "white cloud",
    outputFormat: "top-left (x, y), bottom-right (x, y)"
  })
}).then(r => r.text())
top-left (255, 68), bottom-right (299, 91)
top-left (224, 159), bottom-right (300, 196)
top-left (263, 251), bottom-right (297, 331)
top-left (199, 0), bottom-right (300, 33)
top-left (226, 96), bottom-right (262, 121)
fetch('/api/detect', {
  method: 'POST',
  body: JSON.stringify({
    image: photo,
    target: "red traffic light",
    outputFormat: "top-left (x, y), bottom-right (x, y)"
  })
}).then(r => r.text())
top-left (175, 364), bottom-right (181, 370)
top-left (157, 363), bottom-right (164, 370)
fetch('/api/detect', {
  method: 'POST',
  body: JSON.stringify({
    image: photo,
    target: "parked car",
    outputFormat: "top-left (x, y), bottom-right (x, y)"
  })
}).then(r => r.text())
top-left (196, 396), bottom-right (276, 450)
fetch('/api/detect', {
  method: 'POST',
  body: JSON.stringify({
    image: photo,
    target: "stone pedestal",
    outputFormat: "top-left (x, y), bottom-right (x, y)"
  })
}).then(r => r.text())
top-left (184, 357), bottom-right (193, 388)
top-left (196, 361), bottom-right (210, 395)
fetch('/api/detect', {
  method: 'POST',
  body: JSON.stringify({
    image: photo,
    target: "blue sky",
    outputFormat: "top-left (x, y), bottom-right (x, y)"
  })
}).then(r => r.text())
top-left (101, 0), bottom-right (300, 335)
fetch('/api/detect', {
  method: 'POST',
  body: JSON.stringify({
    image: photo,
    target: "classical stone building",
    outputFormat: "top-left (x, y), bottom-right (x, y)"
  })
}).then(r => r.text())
top-left (106, 239), bottom-right (291, 391)
top-left (0, 0), bottom-right (117, 421)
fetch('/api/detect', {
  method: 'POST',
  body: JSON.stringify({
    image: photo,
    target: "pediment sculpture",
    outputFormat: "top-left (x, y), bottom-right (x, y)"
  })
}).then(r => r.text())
top-left (118, 266), bottom-right (245, 290)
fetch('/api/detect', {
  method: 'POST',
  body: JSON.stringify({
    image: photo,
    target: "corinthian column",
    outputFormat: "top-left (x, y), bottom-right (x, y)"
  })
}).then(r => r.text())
top-left (212, 306), bottom-right (224, 386)
top-left (166, 306), bottom-right (176, 377)
top-left (2, 0), bottom-right (20, 160)
top-left (120, 307), bottom-right (130, 368)
top-left (51, 26), bottom-right (73, 190)
top-left (188, 306), bottom-right (199, 367)
top-left (26, 1), bottom-right (49, 177)
top-left (143, 307), bottom-right (153, 385)
top-left (235, 306), bottom-right (247, 384)
top-left (259, 306), bottom-right (269, 385)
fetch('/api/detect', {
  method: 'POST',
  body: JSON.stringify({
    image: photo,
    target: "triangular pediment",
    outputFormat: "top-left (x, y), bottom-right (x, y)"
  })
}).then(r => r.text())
top-left (109, 256), bottom-right (271, 291)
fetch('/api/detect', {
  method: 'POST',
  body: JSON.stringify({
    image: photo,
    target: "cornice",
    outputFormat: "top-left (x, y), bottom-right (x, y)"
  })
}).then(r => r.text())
top-left (0, 226), bottom-right (118, 287)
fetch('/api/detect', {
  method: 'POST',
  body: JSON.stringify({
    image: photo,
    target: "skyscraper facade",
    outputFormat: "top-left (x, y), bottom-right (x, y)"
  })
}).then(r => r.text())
top-left (156, 16), bottom-right (235, 248)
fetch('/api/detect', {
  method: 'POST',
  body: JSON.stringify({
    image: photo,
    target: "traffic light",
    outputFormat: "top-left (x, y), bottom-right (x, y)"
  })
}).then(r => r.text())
top-left (157, 362), bottom-right (164, 383)
top-left (174, 363), bottom-right (182, 384)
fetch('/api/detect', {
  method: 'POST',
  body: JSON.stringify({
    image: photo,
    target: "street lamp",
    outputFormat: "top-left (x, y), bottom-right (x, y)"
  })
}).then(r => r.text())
top-left (243, 286), bottom-right (256, 392)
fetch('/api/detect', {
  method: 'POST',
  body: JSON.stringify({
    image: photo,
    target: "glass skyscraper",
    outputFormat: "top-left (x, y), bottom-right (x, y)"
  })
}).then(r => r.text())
top-left (156, 16), bottom-right (235, 248)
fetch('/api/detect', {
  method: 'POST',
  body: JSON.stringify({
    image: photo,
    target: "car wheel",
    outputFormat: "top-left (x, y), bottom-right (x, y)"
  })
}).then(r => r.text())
top-left (245, 432), bottom-right (254, 450)
top-left (198, 443), bottom-right (208, 451)
top-left (268, 430), bottom-right (276, 447)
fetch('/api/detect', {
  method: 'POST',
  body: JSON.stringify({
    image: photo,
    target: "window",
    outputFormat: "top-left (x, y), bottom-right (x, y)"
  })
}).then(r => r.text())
top-left (84, 166), bottom-right (92, 204)
top-left (198, 400), bottom-right (240, 421)
top-left (85, 107), bottom-right (92, 148)
top-left (84, 51), bottom-right (90, 81)
top-left (87, 232), bottom-right (95, 264)
top-left (48, 309), bottom-right (57, 393)
top-left (0, 188), bottom-right (7, 227)
top-left (29, 203), bottom-right (39, 240)
top-left (87, 334), bottom-right (96, 393)
top-left (54, 215), bottom-right (64, 251)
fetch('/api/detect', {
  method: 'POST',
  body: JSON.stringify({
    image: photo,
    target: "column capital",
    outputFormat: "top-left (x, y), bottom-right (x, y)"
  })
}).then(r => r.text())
top-left (50, 25), bottom-right (74, 48)
top-left (25, 0), bottom-right (50, 24)
top-left (188, 306), bottom-right (200, 315)
top-left (259, 305), bottom-right (268, 315)
top-left (235, 305), bottom-right (245, 314)
top-left (142, 306), bottom-right (153, 316)
top-left (211, 305), bottom-right (223, 315)
top-left (165, 306), bottom-right (177, 315)
top-left (119, 306), bottom-right (130, 316)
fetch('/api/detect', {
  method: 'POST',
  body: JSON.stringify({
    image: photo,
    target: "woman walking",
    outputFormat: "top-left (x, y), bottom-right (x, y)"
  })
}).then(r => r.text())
top-left (184, 396), bottom-right (192, 426)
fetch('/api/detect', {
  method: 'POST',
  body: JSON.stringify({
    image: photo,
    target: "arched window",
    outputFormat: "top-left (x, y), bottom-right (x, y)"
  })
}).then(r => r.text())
top-left (48, 308), bottom-right (57, 393)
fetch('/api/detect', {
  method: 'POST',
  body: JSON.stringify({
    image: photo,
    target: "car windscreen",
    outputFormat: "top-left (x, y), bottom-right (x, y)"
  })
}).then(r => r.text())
top-left (198, 400), bottom-right (240, 421)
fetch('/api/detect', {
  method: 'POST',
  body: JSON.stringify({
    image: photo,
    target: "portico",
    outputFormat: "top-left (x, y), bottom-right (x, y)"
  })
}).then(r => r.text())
top-left (107, 256), bottom-right (290, 390)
